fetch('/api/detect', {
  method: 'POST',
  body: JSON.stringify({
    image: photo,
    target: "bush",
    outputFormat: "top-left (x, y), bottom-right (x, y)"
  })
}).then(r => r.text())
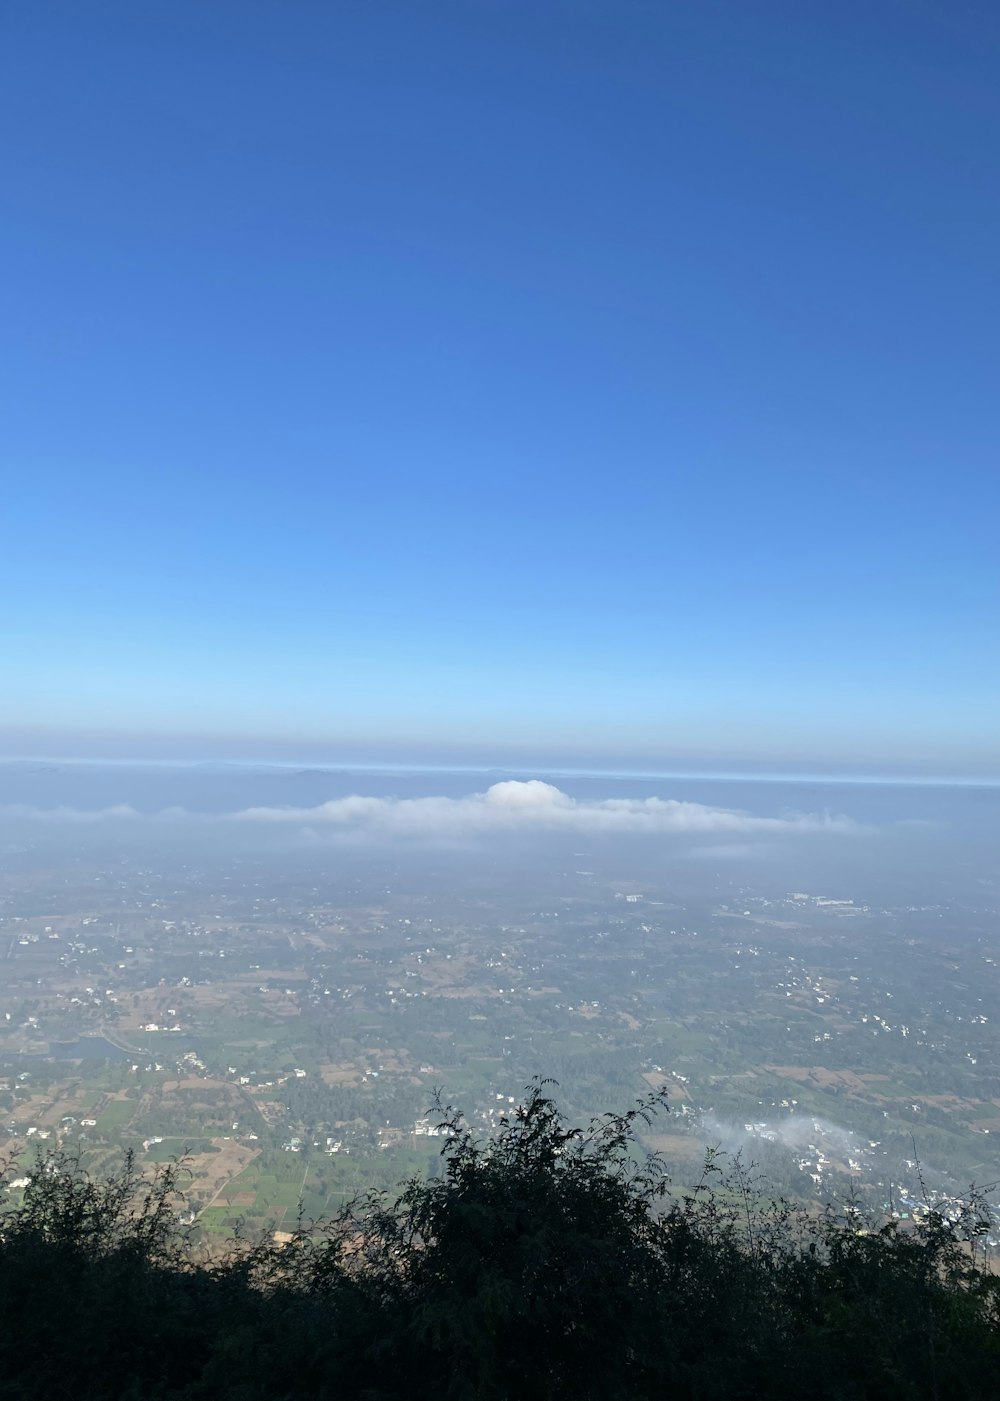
top-left (1, 1082), bottom-right (998, 1400)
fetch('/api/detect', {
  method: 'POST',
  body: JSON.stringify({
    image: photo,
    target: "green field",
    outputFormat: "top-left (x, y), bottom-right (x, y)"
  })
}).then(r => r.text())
top-left (96, 1100), bottom-right (134, 1134)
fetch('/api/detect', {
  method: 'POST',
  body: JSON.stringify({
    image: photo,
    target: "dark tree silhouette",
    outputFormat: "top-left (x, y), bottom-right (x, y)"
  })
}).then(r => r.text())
top-left (1, 1081), bottom-right (998, 1400)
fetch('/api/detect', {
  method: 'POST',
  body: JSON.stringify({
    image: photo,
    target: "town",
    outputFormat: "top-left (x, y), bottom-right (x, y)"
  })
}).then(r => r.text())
top-left (3, 835), bottom-right (998, 1240)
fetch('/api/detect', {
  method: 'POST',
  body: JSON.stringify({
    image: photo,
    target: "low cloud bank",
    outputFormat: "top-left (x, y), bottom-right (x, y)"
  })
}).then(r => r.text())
top-left (0, 803), bottom-right (141, 823)
top-left (1, 780), bottom-right (858, 838)
top-left (236, 779), bottom-right (856, 837)
top-left (698, 1112), bottom-right (862, 1159)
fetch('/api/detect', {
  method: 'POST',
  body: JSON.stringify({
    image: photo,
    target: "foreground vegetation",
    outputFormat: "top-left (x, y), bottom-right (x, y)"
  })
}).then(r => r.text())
top-left (1, 1082), bottom-right (998, 1400)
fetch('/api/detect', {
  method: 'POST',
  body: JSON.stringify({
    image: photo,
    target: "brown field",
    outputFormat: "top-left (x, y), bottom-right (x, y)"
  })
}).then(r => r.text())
top-left (162, 1074), bottom-right (231, 1094)
top-left (764, 1065), bottom-right (871, 1092)
top-left (185, 1138), bottom-right (259, 1212)
top-left (319, 1064), bottom-right (362, 1088)
top-left (642, 1071), bottom-right (689, 1100)
top-left (643, 1133), bottom-right (706, 1165)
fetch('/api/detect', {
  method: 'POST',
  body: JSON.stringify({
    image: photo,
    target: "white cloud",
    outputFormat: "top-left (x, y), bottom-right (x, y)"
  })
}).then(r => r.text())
top-left (231, 780), bottom-right (857, 838)
top-left (0, 781), bottom-right (859, 838)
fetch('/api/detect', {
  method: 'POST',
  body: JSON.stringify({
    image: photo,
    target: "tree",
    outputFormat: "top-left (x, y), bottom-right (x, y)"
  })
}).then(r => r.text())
top-left (344, 1079), bottom-right (674, 1401)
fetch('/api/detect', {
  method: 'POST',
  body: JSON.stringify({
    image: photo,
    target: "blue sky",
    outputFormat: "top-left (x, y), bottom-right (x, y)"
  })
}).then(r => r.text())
top-left (3, 1), bottom-right (998, 776)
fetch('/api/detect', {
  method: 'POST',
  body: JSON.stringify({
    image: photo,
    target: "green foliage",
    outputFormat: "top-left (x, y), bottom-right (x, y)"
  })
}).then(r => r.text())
top-left (1, 1081), bottom-right (998, 1400)
top-left (345, 1081), bottom-right (674, 1400)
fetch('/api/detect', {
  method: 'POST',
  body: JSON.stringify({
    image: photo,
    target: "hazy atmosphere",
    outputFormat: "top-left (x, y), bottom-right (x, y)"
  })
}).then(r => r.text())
top-left (2, 6), bottom-right (999, 1397)
top-left (3, 755), bottom-right (998, 1213)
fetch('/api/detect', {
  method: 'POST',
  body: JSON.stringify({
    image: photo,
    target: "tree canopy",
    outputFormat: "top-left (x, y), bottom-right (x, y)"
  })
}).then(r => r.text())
top-left (1, 1080), bottom-right (998, 1400)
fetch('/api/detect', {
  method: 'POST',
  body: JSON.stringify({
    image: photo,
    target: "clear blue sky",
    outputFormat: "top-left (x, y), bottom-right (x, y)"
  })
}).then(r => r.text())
top-left (3, 1), bottom-right (998, 776)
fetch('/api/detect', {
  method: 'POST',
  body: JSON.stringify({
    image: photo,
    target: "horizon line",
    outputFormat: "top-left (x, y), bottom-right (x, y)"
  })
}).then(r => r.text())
top-left (2, 754), bottom-right (998, 789)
